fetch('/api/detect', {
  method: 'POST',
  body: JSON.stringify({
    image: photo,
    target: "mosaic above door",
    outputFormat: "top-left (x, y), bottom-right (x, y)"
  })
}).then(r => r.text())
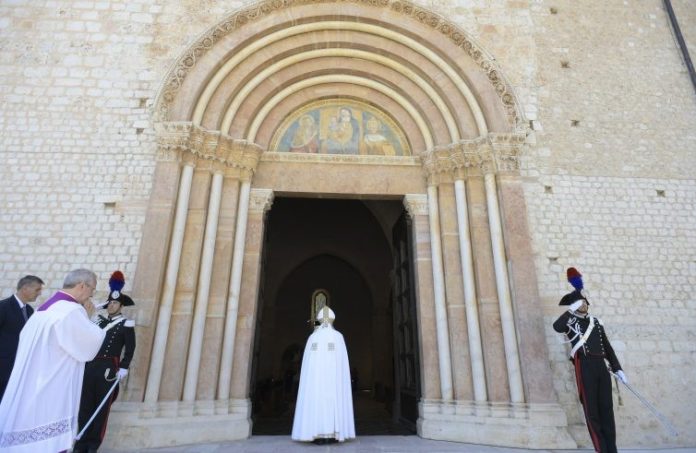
top-left (269, 99), bottom-right (411, 156)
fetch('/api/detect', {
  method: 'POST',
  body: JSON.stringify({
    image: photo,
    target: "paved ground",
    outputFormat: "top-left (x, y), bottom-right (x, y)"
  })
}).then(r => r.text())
top-left (101, 436), bottom-right (696, 453)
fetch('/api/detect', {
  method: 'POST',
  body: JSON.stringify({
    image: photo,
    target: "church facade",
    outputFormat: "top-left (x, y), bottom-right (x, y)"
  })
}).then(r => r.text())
top-left (0, 0), bottom-right (694, 449)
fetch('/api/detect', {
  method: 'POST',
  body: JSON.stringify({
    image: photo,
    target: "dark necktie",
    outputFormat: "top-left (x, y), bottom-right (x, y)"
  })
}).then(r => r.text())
top-left (21, 305), bottom-right (28, 322)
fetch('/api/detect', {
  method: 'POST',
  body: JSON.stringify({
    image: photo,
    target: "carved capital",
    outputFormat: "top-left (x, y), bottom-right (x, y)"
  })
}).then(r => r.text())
top-left (421, 133), bottom-right (524, 180)
top-left (403, 194), bottom-right (428, 218)
top-left (155, 122), bottom-right (265, 176)
top-left (489, 132), bottom-right (525, 173)
top-left (420, 137), bottom-right (491, 182)
top-left (248, 188), bottom-right (274, 214)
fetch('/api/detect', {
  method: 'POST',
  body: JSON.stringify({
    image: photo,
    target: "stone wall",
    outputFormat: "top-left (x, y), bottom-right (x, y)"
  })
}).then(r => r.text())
top-left (1, 0), bottom-right (694, 447)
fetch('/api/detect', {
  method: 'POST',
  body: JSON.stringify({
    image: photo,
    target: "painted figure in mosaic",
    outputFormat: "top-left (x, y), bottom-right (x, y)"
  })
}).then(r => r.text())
top-left (553, 267), bottom-right (627, 453)
top-left (321, 107), bottom-right (360, 154)
top-left (0, 275), bottom-right (43, 403)
top-left (360, 115), bottom-right (396, 156)
top-left (291, 290), bottom-right (355, 444)
top-left (0, 269), bottom-right (104, 453)
top-left (74, 271), bottom-right (136, 453)
top-left (290, 114), bottom-right (319, 153)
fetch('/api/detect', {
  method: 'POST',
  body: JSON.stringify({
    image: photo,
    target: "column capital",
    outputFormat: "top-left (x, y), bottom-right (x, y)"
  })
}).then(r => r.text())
top-left (248, 188), bottom-right (274, 214)
top-left (403, 193), bottom-right (428, 218)
top-left (155, 122), bottom-right (265, 176)
top-left (420, 133), bottom-right (525, 182)
top-left (488, 133), bottom-right (526, 174)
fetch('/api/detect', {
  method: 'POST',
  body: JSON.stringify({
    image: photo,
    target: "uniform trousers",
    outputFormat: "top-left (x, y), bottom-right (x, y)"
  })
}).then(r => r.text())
top-left (74, 357), bottom-right (119, 453)
top-left (573, 355), bottom-right (617, 453)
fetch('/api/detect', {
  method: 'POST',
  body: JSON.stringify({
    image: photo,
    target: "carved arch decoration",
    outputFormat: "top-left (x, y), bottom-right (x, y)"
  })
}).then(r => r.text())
top-left (152, 0), bottom-right (525, 154)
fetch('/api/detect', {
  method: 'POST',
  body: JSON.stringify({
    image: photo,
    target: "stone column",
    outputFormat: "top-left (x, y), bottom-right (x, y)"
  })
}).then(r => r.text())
top-left (403, 194), bottom-right (439, 400)
top-left (422, 142), bottom-right (488, 403)
top-left (183, 165), bottom-right (224, 402)
top-left (230, 188), bottom-right (274, 400)
top-left (425, 184), bottom-right (453, 402)
top-left (436, 182), bottom-right (471, 400)
top-left (217, 176), bottom-right (252, 401)
top-left (454, 178), bottom-right (487, 402)
top-left (145, 156), bottom-right (195, 403)
top-left (143, 124), bottom-right (263, 404)
top-left (482, 149), bottom-right (524, 404)
top-left (490, 134), bottom-right (556, 404)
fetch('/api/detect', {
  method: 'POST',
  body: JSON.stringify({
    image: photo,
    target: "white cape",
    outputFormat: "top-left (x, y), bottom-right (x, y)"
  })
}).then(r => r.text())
top-left (291, 319), bottom-right (355, 442)
top-left (0, 299), bottom-right (105, 452)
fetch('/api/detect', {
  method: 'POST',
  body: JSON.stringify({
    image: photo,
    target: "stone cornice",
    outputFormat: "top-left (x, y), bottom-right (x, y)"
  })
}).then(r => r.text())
top-left (421, 133), bottom-right (525, 183)
top-left (155, 122), bottom-right (264, 174)
top-left (154, 0), bottom-right (521, 127)
top-left (260, 152), bottom-right (420, 166)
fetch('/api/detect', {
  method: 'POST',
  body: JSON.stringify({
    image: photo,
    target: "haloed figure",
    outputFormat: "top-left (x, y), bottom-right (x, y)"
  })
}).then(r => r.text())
top-left (291, 298), bottom-right (355, 444)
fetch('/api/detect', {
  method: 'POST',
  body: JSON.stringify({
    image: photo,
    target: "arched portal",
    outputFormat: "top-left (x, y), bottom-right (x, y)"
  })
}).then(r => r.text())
top-left (252, 197), bottom-right (402, 434)
top-left (113, 0), bottom-right (576, 449)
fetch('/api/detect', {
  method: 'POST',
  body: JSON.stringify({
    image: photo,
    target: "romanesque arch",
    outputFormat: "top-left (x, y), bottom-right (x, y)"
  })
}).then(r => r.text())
top-left (114, 0), bottom-right (576, 449)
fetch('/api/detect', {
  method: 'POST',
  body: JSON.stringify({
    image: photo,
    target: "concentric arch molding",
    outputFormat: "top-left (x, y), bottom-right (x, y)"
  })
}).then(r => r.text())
top-left (153, 0), bottom-right (522, 127)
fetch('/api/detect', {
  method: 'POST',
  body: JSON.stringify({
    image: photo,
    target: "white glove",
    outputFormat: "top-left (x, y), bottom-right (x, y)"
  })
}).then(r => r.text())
top-left (568, 300), bottom-right (583, 313)
top-left (117, 368), bottom-right (129, 379)
top-left (616, 370), bottom-right (628, 384)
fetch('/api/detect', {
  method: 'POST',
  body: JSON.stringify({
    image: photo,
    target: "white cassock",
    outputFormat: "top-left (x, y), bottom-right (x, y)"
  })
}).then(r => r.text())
top-left (291, 307), bottom-right (355, 442)
top-left (0, 295), bottom-right (105, 452)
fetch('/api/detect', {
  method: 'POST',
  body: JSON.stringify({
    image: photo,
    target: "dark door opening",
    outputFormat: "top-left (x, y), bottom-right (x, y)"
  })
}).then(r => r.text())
top-left (250, 197), bottom-right (419, 435)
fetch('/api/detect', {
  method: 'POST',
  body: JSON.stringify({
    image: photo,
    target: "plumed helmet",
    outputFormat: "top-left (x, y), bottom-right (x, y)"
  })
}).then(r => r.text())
top-left (107, 271), bottom-right (134, 306)
top-left (559, 290), bottom-right (586, 306)
top-left (566, 267), bottom-right (584, 291)
top-left (566, 267), bottom-right (582, 280)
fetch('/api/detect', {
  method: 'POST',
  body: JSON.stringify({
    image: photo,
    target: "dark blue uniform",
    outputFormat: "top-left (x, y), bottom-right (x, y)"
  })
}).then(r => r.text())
top-left (553, 295), bottom-right (622, 453)
top-left (74, 314), bottom-right (135, 453)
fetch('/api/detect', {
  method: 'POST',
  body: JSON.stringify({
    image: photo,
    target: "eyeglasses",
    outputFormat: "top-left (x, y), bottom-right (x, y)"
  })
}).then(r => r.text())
top-left (84, 282), bottom-right (96, 292)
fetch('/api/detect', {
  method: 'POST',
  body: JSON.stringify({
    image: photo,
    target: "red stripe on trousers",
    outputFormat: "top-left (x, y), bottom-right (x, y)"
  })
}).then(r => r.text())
top-left (574, 356), bottom-right (601, 452)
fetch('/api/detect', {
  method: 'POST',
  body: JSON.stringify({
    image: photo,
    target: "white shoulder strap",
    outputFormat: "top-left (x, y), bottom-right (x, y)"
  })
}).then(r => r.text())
top-left (103, 315), bottom-right (125, 333)
top-left (569, 315), bottom-right (595, 358)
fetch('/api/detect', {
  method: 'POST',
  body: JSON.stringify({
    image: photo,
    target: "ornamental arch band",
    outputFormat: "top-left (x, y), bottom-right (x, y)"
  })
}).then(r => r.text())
top-left (79, 0), bottom-right (622, 449)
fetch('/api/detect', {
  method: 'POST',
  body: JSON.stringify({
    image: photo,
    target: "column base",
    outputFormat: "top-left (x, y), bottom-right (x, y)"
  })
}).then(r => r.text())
top-left (102, 399), bottom-right (252, 450)
top-left (418, 399), bottom-right (577, 449)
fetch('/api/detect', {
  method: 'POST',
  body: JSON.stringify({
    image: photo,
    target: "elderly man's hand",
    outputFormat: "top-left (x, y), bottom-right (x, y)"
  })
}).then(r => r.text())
top-left (83, 300), bottom-right (96, 319)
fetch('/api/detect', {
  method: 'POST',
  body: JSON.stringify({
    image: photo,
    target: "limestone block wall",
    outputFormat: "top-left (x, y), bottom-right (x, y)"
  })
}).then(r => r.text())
top-left (0, 0), bottom-right (161, 290)
top-left (0, 0), bottom-right (694, 447)
top-left (521, 0), bottom-right (696, 448)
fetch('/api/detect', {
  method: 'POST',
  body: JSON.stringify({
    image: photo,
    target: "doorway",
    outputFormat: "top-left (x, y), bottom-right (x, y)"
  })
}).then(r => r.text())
top-left (250, 196), bottom-right (419, 435)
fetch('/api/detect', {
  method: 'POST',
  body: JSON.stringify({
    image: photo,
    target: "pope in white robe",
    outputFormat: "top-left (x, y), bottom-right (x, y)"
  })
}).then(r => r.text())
top-left (291, 306), bottom-right (355, 443)
top-left (0, 271), bottom-right (105, 453)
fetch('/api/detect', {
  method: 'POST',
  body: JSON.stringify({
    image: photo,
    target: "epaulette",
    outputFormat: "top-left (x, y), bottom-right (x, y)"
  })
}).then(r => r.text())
top-left (124, 319), bottom-right (135, 328)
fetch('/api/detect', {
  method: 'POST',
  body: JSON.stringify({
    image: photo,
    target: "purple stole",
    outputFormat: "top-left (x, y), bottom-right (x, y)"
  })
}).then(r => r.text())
top-left (38, 291), bottom-right (78, 311)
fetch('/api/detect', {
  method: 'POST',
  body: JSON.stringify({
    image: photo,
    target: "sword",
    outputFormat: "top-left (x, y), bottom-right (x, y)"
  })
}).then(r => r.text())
top-left (611, 372), bottom-right (679, 437)
top-left (74, 374), bottom-right (122, 441)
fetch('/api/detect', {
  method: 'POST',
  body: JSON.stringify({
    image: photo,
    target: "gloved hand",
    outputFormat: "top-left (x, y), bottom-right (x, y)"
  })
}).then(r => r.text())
top-left (568, 300), bottom-right (583, 313)
top-left (117, 368), bottom-right (129, 380)
top-left (616, 370), bottom-right (628, 384)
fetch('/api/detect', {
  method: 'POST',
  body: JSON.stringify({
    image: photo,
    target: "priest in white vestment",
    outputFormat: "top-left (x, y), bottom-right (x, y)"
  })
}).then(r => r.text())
top-left (291, 305), bottom-right (355, 443)
top-left (0, 269), bottom-right (106, 453)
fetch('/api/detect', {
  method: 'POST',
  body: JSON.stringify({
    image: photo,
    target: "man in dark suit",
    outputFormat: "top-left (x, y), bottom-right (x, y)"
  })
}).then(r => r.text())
top-left (0, 275), bottom-right (44, 402)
